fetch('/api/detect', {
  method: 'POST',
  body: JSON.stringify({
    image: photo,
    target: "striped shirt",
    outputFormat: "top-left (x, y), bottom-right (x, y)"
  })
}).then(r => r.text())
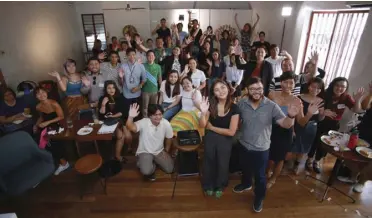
top-left (269, 76), bottom-right (302, 96)
top-left (101, 62), bottom-right (122, 92)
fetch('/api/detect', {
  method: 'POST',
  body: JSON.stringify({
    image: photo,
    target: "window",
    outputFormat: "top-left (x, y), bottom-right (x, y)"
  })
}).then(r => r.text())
top-left (301, 10), bottom-right (369, 85)
top-left (82, 14), bottom-right (107, 52)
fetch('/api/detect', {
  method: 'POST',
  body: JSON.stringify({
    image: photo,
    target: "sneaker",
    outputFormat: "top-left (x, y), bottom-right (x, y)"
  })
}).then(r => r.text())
top-left (54, 162), bottom-right (70, 175)
top-left (305, 159), bottom-right (313, 172)
top-left (205, 190), bottom-right (214, 196)
top-left (337, 176), bottom-right (355, 184)
top-left (253, 198), bottom-right (264, 213)
top-left (353, 183), bottom-right (364, 193)
top-left (313, 161), bottom-right (321, 174)
top-left (147, 173), bottom-right (156, 182)
top-left (233, 184), bottom-right (252, 193)
top-left (215, 190), bottom-right (223, 198)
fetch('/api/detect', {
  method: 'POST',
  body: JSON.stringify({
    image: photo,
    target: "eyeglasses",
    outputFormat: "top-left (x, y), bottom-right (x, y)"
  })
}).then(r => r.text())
top-left (93, 76), bottom-right (97, 85)
top-left (248, 87), bottom-right (263, 92)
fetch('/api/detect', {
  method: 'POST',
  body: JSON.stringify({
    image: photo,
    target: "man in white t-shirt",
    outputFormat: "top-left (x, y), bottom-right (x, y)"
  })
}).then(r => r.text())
top-left (265, 44), bottom-right (292, 78)
top-left (126, 103), bottom-right (174, 181)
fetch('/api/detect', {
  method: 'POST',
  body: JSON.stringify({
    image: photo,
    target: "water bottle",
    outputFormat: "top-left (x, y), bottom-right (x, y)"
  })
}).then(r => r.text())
top-left (347, 128), bottom-right (359, 150)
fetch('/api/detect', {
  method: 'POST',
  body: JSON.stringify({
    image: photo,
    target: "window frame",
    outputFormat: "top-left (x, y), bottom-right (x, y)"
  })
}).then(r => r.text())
top-left (81, 13), bottom-right (107, 52)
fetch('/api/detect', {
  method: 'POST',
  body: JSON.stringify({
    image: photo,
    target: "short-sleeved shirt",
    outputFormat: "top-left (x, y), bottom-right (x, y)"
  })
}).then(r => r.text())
top-left (181, 89), bottom-right (202, 112)
top-left (81, 70), bottom-right (110, 103)
top-left (156, 28), bottom-right (171, 42)
top-left (209, 104), bottom-right (240, 129)
top-left (142, 63), bottom-right (161, 93)
top-left (190, 69), bottom-right (207, 88)
top-left (160, 80), bottom-right (182, 103)
top-left (237, 97), bottom-right (286, 151)
top-left (265, 56), bottom-right (286, 78)
top-left (121, 62), bottom-right (147, 99)
top-left (325, 94), bottom-right (355, 121)
top-left (0, 98), bottom-right (27, 117)
top-left (100, 62), bottom-right (122, 92)
top-left (135, 118), bottom-right (173, 155)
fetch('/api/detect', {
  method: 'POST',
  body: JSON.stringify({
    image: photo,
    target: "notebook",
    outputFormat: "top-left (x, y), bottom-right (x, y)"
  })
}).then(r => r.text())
top-left (98, 123), bottom-right (118, 134)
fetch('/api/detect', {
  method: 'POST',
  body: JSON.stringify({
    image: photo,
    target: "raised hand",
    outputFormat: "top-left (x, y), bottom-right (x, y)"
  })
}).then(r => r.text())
top-left (287, 97), bottom-right (303, 118)
top-left (102, 97), bottom-right (109, 106)
top-left (98, 52), bottom-right (106, 60)
top-left (309, 51), bottom-right (319, 64)
top-left (307, 99), bottom-right (324, 115)
top-left (48, 71), bottom-right (60, 79)
top-left (353, 87), bottom-right (365, 102)
top-left (256, 13), bottom-right (260, 20)
top-left (185, 37), bottom-right (194, 45)
top-left (281, 50), bottom-right (289, 56)
top-left (184, 64), bottom-right (190, 72)
top-left (185, 53), bottom-right (191, 59)
top-left (324, 109), bottom-right (337, 119)
top-left (206, 58), bottom-right (212, 67)
top-left (118, 68), bottom-right (124, 78)
top-left (200, 96), bottom-right (210, 114)
top-left (128, 103), bottom-right (140, 118)
top-left (81, 76), bottom-right (91, 87)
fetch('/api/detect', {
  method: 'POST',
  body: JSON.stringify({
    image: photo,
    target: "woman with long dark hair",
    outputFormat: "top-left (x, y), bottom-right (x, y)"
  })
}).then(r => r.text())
top-left (208, 49), bottom-right (226, 89)
top-left (292, 77), bottom-right (325, 174)
top-left (48, 59), bottom-right (84, 120)
top-left (159, 70), bottom-right (182, 120)
top-left (199, 79), bottom-right (240, 198)
top-left (34, 87), bottom-right (69, 175)
top-left (180, 58), bottom-right (206, 91)
top-left (98, 80), bottom-right (132, 159)
top-left (307, 77), bottom-right (365, 173)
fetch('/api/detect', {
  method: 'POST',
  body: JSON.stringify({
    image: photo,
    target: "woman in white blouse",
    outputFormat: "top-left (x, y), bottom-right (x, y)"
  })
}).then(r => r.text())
top-left (180, 58), bottom-right (206, 92)
top-left (159, 70), bottom-right (182, 120)
top-left (170, 76), bottom-right (204, 137)
top-left (225, 54), bottom-right (244, 100)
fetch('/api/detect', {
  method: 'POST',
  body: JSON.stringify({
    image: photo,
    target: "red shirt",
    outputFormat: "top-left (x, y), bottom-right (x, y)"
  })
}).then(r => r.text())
top-left (326, 94), bottom-right (355, 120)
top-left (252, 64), bottom-right (262, 77)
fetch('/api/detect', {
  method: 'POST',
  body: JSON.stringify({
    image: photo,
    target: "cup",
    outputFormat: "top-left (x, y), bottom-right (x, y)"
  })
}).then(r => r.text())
top-left (66, 119), bottom-right (73, 129)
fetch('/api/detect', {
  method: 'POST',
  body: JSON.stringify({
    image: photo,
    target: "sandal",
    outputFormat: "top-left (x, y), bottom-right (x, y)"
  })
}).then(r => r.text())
top-left (205, 190), bottom-right (214, 196)
top-left (215, 190), bottom-right (223, 198)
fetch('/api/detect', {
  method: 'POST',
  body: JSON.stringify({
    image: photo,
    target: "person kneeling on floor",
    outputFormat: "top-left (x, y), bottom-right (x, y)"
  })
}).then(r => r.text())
top-left (126, 103), bottom-right (174, 181)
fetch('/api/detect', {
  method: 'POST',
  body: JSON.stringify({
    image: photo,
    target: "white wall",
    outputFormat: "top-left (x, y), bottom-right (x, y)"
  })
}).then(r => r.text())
top-left (0, 2), bottom-right (83, 89)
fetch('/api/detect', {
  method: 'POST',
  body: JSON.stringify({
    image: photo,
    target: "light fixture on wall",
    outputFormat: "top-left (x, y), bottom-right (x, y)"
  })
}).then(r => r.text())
top-left (280, 6), bottom-right (292, 51)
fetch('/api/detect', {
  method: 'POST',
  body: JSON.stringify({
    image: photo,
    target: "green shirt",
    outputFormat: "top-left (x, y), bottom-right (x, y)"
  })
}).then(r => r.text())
top-left (142, 63), bottom-right (161, 93)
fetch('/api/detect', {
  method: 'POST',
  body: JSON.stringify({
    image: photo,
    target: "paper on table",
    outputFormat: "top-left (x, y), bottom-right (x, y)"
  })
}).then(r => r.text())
top-left (48, 127), bottom-right (65, 135)
top-left (98, 123), bottom-right (118, 134)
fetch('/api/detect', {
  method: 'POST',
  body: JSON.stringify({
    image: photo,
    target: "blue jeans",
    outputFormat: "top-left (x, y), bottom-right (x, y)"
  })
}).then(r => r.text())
top-left (161, 103), bottom-right (180, 121)
top-left (239, 143), bottom-right (269, 201)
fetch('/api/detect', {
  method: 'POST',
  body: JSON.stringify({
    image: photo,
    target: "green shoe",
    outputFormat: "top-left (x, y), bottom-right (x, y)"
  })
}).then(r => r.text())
top-left (205, 190), bottom-right (214, 196)
top-left (215, 190), bottom-right (223, 198)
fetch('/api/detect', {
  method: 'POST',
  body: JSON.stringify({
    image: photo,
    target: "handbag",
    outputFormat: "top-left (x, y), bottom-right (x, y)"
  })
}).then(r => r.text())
top-left (177, 130), bottom-right (201, 146)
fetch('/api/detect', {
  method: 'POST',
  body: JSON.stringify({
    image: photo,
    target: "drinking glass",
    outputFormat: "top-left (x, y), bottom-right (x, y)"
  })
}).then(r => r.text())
top-left (67, 119), bottom-right (73, 129)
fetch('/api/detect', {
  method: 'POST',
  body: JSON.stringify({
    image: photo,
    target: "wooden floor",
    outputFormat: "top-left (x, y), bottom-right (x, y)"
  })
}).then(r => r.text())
top-left (1, 148), bottom-right (371, 218)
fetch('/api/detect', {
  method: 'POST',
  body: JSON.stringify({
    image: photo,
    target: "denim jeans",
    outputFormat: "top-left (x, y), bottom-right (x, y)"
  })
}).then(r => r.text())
top-left (161, 102), bottom-right (181, 121)
top-left (239, 143), bottom-right (269, 201)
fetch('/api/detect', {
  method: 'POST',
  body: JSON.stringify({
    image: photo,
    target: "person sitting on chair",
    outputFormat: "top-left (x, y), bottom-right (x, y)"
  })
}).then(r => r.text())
top-left (126, 103), bottom-right (174, 181)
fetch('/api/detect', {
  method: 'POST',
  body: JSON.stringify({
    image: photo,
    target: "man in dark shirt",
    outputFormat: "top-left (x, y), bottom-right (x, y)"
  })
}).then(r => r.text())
top-left (151, 18), bottom-right (171, 43)
top-left (251, 31), bottom-right (270, 60)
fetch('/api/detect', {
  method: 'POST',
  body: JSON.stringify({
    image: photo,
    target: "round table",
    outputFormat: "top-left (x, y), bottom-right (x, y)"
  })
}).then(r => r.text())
top-left (306, 135), bottom-right (371, 203)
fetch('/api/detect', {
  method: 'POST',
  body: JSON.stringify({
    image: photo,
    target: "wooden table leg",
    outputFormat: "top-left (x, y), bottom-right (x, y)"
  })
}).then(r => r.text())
top-left (94, 140), bottom-right (99, 154)
top-left (75, 140), bottom-right (81, 157)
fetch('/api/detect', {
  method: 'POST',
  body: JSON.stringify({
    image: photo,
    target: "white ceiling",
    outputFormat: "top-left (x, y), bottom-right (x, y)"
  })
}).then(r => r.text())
top-left (149, 1), bottom-right (253, 10)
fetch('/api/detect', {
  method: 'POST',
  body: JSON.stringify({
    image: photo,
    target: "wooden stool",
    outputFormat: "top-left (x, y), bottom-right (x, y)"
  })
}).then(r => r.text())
top-left (172, 138), bottom-right (203, 199)
top-left (75, 154), bottom-right (106, 199)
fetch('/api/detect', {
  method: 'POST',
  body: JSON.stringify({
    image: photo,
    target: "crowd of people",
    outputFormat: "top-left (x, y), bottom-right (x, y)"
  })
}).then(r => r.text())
top-left (1, 11), bottom-right (371, 213)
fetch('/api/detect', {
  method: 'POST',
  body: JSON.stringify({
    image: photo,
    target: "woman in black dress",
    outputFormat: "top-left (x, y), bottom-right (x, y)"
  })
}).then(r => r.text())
top-left (34, 87), bottom-right (69, 176)
top-left (98, 80), bottom-right (132, 159)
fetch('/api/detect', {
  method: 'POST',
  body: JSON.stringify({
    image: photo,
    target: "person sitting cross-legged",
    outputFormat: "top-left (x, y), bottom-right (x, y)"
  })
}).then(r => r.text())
top-left (126, 103), bottom-right (174, 181)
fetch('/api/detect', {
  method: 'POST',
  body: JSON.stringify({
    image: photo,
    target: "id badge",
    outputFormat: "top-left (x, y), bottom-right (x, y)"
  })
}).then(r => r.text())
top-left (337, 104), bottom-right (346, 109)
top-left (129, 77), bottom-right (134, 84)
top-left (98, 83), bottom-right (104, 88)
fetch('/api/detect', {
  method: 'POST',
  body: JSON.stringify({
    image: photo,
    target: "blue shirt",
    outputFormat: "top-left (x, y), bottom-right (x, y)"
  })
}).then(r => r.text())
top-left (121, 61), bottom-right (147, 99)
top-left (0, 97), bottom-right (28, 117)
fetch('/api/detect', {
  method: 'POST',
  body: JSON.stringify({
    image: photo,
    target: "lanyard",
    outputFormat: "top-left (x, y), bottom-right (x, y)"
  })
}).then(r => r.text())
top-left (128, 62), bottom-right (136, 83)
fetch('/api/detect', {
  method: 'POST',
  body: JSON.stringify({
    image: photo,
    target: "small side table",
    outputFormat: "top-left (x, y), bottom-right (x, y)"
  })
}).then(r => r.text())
top-left (172, 138), bottom-right (203, 199)
top-left (75, 154), bottom-right (106, 199)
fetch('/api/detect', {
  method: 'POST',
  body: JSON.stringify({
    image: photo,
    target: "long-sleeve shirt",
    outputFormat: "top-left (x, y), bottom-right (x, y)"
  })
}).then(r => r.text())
top-left (120, 61), bottom-right (147, 99)
top-left (225, 65), bottom-right (244, 86)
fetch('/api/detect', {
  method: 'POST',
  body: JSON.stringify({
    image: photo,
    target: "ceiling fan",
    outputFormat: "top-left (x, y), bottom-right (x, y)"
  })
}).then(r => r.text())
top-left (103, 3), bottom-right (146, 11)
